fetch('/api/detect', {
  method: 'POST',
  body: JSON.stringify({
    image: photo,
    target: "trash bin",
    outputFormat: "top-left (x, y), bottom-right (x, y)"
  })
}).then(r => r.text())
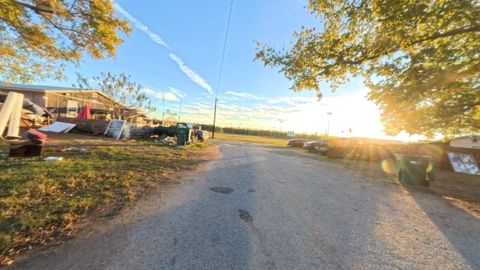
top-left (394, 154), bottom-right (435, 186)
top-left (176, 128), bottom-right (191, 146)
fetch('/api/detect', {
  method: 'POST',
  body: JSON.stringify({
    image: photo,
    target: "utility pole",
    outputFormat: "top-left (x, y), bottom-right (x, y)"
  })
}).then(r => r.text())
top-left (212, 97), bottom-right (218, 138)
top-left (326, 112), bottom-right (332, 137)
top-left (161, 89), bottom-right (165, 124)
top-left (178, 99), bottom-right (182, 122)
top-left (212, 0), bottom-right (234, 139)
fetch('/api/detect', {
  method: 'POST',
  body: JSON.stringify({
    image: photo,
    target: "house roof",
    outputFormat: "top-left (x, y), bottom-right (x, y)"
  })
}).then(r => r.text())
top-left (0, 82), bottom-right (129, 109)
top-left (450, 135), bottom-right (480, 141)
top-left (0, 81), bottom-right (90, 92)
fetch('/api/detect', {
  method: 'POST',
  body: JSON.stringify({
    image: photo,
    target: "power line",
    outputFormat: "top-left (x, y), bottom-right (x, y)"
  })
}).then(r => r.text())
top-left (212, 0), bottom-right (234, 138)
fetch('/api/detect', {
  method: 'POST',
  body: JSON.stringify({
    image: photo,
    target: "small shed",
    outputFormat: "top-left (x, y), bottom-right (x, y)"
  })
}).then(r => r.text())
top-left (449, 135), bottom-right (480, 149)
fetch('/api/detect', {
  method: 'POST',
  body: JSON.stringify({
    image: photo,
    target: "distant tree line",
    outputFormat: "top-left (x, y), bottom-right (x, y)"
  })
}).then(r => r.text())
top-left (199, 124), bottom-right (328, 141)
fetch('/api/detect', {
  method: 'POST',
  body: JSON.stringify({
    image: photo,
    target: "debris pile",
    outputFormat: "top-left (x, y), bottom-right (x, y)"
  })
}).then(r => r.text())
top-left (8, 129), bottom-right (47, 158)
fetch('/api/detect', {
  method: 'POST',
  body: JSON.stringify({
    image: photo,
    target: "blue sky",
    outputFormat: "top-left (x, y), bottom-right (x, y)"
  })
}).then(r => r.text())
top-left (35, 0), bottom-right (401, 139)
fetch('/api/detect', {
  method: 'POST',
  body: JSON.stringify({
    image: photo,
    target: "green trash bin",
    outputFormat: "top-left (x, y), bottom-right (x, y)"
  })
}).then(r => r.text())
top-left (394, 154), bottom-right (435, 186)
top-left (176, 128), bottom-right (192, 146)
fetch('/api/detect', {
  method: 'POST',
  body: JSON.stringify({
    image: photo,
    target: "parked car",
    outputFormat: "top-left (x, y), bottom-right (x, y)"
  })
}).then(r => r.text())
top-left (303, 141), bottom-right (329, 155)
top-left (287, 139), bottom-right (307, 148)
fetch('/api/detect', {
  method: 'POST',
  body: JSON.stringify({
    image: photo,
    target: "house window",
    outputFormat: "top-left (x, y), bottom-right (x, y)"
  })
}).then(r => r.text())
top-left (67, 100), bottom-right (79, 117)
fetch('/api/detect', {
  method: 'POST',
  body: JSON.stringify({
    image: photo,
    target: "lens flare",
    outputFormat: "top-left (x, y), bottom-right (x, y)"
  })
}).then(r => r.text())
top-left (381, 159), bottom-right (397, 174)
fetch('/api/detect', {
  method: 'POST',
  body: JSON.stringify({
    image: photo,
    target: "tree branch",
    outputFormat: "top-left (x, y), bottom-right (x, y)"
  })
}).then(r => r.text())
top-left (69, 0), bottom-right (78, 13)
top-left (14, 1), bottom-right (55, 14)
top-left (412, 24), bottom-right (480, 45)
top-left (333, 24), bottom-right (480, 67)
top-left (43, 16), bottom-right (92, 39)
top-left (14, 1), bottom-right (93, 41)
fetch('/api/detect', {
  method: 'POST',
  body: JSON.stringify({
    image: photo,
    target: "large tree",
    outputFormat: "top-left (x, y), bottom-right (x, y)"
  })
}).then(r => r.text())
top-left (0, 0), bottom-right (130, 82)
top-left (256, 0), bottom-right (480, 137)
top-left (75, 72), bottom-right (155, 113)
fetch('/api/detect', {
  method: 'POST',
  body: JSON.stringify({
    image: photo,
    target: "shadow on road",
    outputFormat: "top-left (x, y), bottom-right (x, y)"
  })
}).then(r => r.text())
top-left (403, 184), bottom-right (480, 269)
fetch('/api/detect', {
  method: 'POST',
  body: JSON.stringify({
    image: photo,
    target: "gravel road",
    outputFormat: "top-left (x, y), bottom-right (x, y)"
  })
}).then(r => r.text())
top-left (9, 141), bottom-right (480, 270)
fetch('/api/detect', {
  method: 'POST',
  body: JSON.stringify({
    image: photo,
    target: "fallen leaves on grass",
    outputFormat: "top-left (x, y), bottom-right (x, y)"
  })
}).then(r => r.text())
top-left (0, 142), bottom-right (216, 265)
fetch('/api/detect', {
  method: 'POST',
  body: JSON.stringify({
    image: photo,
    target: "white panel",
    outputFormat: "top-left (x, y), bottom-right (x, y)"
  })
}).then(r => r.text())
top-left (38, 121), bottom-right (76, 133)
top-left (0, 92), bottom-right (19, 138)
top-left (7, 93), bottom-right (24, 138)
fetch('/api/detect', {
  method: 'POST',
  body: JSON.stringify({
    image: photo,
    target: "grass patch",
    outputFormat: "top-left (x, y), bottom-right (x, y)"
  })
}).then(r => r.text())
top-left (214, 133), bottom-right (287, 146)
top-left (0, 141), bottom-right (215, 265)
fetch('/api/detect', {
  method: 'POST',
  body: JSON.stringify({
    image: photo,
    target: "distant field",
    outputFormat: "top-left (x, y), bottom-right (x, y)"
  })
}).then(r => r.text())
top-left (213, 133), bottom-right (287, 146)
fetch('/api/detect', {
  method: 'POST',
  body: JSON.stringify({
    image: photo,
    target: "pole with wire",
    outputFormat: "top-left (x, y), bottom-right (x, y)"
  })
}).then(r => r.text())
top-left (212, 0), bottom-right (234, 138)
top-left (161, 89), bottom-right (165, 124)
top-left (212, 97), bottom-right (218, 137)
top-left (178, 99), bottom-right (182, 122)
top-left (326, 112), bottom-right (332, 137)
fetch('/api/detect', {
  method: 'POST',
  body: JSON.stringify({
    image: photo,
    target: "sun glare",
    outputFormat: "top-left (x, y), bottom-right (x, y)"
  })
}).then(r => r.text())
top-left (280, 92), bottom-right (387, 138)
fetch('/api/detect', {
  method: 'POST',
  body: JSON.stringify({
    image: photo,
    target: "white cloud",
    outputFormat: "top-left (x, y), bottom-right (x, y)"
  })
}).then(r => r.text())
top-left (183, 101), bottom-right (212, 110)
top-left (142, 88), bottom-right (163, 100)
top-left (225, 91), bottom-right (264, 100)
top-left (166, 87), bottom-right (186, 98)
top-left (268, 96), bottom-right (316, 106)
top-left (113, 3), bottom-right (170, 49)
top-left (143, 88), bottom-right (179, 101)
top-left (164, 92), bottom-right (179, 101)
top-left (113, 4), bottom-right (213, 96)
top-left (169, 53), bottom-right (213, 94)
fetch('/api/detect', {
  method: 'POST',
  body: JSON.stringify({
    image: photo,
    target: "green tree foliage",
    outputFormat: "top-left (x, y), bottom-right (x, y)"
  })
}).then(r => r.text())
top-left (0, 0), bottom-right (130, 82)
top-left (75, 72), bottom-right (155, 113)
top-left (256, 0), bottom-right (480, 136)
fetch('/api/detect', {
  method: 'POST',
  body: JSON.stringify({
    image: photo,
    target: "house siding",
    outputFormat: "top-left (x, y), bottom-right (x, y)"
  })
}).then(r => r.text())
top-left (0, 90), bottom-right (47, 107)
top-left (0, 88), bottom-right (130, 120)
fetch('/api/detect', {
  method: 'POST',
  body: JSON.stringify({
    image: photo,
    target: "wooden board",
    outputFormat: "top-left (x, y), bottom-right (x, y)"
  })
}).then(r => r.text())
top-left (7, 93), bottom-right (24, 138)
top-left (0, 92), bottom-right (20, 139)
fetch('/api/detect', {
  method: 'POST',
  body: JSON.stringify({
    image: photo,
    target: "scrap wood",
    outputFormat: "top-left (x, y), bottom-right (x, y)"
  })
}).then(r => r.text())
top-left (0, 92), bottom-right (50, 116)
top-left (7, 93), bottom-right (23, 139)
top-left (1, 102), bottom-right (44, 128)
top-left (8, 141), bottom-right (44, 157)
top-left (27, 129), bottom-right (48, 144)
top-left (0, 92), bottom-right (24, 140)
top-left (0, 102), bottom-right (34, 115)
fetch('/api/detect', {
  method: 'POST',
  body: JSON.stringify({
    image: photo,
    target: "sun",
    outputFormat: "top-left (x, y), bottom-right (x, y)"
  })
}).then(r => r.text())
top-left (280, 93), bottom-right (388, 139)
